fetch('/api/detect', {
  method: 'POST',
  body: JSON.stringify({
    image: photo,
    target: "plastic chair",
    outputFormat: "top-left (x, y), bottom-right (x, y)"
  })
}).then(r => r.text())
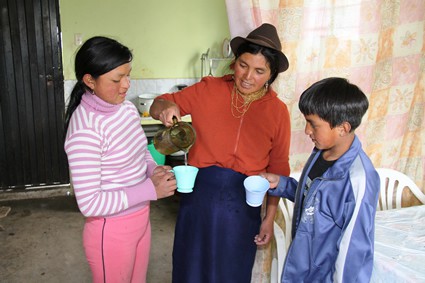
top-left (272, 198), bottom-right (294, 282)
top-left (376, 168), bottom-right (425, 210)
top-left (271, 172), bottom-right (299, 282)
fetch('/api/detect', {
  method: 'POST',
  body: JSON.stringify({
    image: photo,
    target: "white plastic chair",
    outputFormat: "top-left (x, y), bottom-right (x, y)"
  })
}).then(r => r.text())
top-left (272, 198), bottom-right (294, 282)
top-left (271, 172), bottom-right (299, 282)
top-left (376, 168), bottom-right (425, 210)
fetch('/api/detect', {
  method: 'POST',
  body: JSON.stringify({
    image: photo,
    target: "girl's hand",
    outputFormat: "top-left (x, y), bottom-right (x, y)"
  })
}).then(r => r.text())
top-left (150, 166), bottom-right (176, 199)
top-left (153, 165), bottom-right (172, 175)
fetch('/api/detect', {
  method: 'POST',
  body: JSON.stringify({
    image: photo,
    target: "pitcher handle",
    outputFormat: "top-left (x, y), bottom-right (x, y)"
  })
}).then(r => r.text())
top-left (172, 116), bottom-right (178, 125)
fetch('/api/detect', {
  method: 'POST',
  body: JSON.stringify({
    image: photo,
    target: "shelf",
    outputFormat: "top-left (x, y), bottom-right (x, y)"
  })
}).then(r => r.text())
top-left (140, 115), bottom-right (192, 126)
top-left (209, 57), bottom-right (234, 61)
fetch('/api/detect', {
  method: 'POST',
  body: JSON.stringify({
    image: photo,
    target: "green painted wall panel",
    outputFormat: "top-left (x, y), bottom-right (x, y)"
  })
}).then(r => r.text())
top-left (59, 0), bottom-right (230, 79)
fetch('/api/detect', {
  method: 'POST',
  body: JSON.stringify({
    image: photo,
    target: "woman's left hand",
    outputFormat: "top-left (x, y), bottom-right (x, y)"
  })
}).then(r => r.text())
top-left (254, 217), bottom-right (274, 246)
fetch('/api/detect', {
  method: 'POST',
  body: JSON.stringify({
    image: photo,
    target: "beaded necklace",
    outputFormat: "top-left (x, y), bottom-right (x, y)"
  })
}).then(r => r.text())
top-left (231, 84), bottom-right (267, 118)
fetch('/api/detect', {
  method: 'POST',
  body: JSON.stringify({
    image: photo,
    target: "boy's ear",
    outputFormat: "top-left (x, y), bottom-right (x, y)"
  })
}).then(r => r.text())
top-left (339, 122), bottom-right (352, 137)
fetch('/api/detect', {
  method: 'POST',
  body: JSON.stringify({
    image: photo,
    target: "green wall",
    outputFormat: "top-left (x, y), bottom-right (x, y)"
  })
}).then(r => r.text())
top-left (60, 0), bottom-right (230, 80)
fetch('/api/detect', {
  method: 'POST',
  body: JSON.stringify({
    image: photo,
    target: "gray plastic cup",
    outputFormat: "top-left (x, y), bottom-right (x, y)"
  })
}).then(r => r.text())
top-left (173, 165), bottom-right (199, 193)
top-left (243, 175), bottom-right (270, 207)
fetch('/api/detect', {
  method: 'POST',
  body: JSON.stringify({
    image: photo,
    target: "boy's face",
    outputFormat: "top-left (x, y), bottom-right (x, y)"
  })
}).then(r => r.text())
top-left (304, 114), bottom-right (342, 157)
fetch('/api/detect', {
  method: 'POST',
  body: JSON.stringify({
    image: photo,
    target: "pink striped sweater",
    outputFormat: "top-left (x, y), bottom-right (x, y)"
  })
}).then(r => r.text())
top-left (65, 92), bottom-right (157, 217)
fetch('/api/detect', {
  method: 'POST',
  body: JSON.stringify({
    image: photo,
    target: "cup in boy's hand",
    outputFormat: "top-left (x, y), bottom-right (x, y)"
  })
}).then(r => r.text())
top-left (243, 175), bottom-right (270, 207)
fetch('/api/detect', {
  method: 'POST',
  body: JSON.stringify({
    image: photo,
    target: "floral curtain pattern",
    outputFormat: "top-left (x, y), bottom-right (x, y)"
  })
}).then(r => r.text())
top-left (225, 0), bottom-right (425, 282)
top-left (226, 0), bottom-right (424, 189)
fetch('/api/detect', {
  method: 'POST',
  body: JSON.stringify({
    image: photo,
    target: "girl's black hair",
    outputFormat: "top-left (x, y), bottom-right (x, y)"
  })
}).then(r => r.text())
top-left (231, 42), bottom-right (281, 85)
top-left (64, 36), bottom-right (133, 133)
top-left (299, 77), bottom-right (369, 131)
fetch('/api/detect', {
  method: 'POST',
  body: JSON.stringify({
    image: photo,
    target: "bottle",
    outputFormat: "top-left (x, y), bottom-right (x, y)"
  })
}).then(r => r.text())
top-left (153, 117), bottom-right (196, 155)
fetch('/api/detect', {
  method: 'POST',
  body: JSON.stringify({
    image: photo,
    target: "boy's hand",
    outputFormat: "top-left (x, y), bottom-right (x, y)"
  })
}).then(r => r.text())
top-left (260, 172), bottom-right (292, 197)
top-left (259, 172), bottom-right (280, 188)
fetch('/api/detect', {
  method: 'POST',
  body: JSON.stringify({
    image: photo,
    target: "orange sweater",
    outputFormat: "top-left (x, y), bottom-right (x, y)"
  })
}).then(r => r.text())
top-left (157, 75), bottom-right (291, 176)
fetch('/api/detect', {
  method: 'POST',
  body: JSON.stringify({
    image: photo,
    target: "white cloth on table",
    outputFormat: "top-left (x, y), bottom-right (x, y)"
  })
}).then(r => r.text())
top-left (371, 205), bottom-right (425, 283)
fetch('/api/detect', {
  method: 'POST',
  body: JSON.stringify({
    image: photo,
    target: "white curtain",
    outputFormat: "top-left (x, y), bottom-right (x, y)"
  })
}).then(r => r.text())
top-left (225, 0), bottom-right (425, 282)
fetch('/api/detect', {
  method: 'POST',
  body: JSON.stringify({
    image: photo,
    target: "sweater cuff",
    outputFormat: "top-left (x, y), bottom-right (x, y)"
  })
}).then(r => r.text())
top-left (146, 160), bottom-right (157, 177)
top-left (125, 178), bottom-right (158, 208)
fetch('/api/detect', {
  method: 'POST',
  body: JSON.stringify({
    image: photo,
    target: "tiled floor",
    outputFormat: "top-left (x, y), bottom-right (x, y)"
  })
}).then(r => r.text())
top-left (0, 193), bottom-right (180, 283)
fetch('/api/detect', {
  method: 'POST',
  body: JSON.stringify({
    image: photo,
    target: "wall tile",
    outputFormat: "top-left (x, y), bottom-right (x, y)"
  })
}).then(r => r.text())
top-left (63, 78), bottom-right (197, 107)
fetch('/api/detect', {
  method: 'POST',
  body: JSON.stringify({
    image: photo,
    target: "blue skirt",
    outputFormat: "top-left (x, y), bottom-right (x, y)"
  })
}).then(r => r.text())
top-left (172, 166), bottom-right (261, 283)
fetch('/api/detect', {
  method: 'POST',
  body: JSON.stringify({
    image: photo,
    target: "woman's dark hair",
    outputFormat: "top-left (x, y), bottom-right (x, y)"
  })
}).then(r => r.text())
top-left (231, 42), bottom-right (281, 85)
top-left (64, 36), bottom-right (133, 133)
top-left (298, 77), bottom-right (369, 131)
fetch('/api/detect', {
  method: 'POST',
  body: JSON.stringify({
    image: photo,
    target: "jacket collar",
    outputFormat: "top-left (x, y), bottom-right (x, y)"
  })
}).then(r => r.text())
top-left (311, 136), bottom-right (362, 179)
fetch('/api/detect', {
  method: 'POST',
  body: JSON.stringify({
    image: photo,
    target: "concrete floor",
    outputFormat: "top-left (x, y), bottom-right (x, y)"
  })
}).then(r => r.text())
top-left (0, 192), bottom-right (180, 283)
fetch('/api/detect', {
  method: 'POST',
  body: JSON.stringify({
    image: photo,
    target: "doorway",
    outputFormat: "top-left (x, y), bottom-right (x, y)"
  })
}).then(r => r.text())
top-left (0, 0), bottom-right (69, 190)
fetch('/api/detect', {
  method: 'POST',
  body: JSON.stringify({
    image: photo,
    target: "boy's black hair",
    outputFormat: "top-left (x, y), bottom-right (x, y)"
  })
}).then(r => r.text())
top-left (298, 77), bottom-right (369, 131)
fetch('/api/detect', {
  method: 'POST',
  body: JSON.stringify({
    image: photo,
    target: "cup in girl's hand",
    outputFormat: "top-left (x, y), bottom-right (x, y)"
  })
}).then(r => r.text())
top-left (173, 165), bottom-right (199, 193)
top-left (243, 175), bottom-right (270, 207)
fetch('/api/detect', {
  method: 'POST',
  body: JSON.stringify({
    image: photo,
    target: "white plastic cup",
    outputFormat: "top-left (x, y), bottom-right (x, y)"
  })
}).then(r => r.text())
top-left (173, 165), bottom-right (199, 193)
top-left (243, 176), bottom-right (270, 207)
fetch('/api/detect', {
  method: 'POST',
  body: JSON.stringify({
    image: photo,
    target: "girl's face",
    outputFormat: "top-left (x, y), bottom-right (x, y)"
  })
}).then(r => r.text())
top-left (233, 52), bottom-right (271, 94)
top-left (87, 62), bottom-right (132, 105)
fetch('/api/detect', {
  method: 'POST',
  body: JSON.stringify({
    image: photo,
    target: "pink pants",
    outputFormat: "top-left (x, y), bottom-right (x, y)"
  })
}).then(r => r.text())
top-left (83, 206), bottom-right (151, 283)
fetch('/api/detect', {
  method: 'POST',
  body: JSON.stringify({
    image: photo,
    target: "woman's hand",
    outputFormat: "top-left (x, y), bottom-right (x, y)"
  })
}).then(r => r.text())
top-left (150, 99), bottom-right (181, 127)
top-left (150, 165), bottom-right (176, 199)
top-left (254, 217), bottom-right (274, 246)
top-left (254, 173), bottom-right (281, 246)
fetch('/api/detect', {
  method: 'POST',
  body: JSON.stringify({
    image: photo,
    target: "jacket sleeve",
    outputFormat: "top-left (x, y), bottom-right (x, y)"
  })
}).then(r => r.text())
top-left (267, 176), bottom-right (297, 202)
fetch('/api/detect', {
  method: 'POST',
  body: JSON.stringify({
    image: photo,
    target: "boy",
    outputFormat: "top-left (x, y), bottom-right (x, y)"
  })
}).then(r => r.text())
top-left (260, 77), bottom-right (380, 282)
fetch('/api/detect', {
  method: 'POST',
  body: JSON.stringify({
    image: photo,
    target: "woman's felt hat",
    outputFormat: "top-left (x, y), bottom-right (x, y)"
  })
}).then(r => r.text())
top-left (230, 23), bottom-right (289, 73)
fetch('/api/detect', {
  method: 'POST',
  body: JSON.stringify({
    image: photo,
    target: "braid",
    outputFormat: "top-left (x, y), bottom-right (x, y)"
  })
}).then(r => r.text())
top-left (64, 81), bottom-right (87, 134)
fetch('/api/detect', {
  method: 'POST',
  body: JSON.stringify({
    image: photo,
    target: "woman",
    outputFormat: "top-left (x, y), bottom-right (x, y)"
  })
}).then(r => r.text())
top-left (64, 36), bottom-right (176, 283)
top-left (150, 23), bottom-right (291, 283)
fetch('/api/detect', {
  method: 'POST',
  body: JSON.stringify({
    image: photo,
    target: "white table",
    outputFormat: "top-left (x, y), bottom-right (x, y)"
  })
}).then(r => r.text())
top-left (371, 205), bottom-right (425, 283)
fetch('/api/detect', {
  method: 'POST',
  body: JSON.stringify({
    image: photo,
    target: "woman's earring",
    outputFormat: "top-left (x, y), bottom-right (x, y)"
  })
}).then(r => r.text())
top-left (265, 82), bottom-right (269, 89)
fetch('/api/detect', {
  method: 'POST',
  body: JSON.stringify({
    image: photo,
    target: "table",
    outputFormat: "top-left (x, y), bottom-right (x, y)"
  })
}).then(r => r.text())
top-left (371, 205), bottom-right (425, 283)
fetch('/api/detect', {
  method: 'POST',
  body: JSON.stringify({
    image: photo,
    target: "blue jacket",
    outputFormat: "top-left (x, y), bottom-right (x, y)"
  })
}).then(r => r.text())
top-left (269, 136), bottom-right (380, 282)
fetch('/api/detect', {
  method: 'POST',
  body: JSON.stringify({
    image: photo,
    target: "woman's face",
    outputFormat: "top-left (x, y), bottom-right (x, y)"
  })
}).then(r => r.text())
top-left (88, 62), bottom-right (132, 105)
top-left (233, 52), bottom-right (271, 94)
